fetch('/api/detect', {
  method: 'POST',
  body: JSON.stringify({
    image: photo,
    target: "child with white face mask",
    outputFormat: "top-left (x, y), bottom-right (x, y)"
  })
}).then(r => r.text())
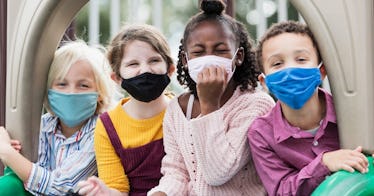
top-left (186, 48), bottom-right (239, 83)
top-left (0, 41), bottom-right (114, 195)
top-left (248, 20), bottom-right (371, 196)
top-left (148, 0), bottom-right (274, 195)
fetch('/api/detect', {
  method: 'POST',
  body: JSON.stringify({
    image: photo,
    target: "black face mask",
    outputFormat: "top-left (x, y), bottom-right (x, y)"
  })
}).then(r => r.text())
top-left (121, 72), bottom-right (170, 103)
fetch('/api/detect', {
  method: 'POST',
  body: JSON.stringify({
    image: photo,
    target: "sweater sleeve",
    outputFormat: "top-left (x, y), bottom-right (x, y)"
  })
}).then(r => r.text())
top-left (148, 104), bottom-right (190, 196)
top-left (248, 121), bottom-right (330, 196)
top-left (94, 118), bottom-right (130, 193)
top-left (190, 91), bottom-right (275, 186)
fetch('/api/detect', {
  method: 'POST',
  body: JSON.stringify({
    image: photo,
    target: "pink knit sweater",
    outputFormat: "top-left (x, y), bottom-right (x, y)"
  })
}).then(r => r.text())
top-left (148, 88), bottom-right (275, 196)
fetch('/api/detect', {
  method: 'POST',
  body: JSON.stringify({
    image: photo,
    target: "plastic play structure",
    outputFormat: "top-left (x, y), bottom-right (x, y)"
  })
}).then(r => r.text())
top-left (5, 0), bottom-right (374, 194)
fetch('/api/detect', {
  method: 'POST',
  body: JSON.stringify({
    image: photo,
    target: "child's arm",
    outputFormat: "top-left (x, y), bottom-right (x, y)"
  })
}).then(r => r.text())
top-left (248, 123), bottom-right (330, 196)
top-left (322, 146), bottom-right (369, 173)
top-left (190, 92), bottom-right (274, 186)
top-left (148, 107), bottom-right (189, 196)
top-left (94, 119), bottom-right (130, 193)
top-left (77, 176), bottom-right (129, 196)
top-left (0, 127), bottom-right (33, 181)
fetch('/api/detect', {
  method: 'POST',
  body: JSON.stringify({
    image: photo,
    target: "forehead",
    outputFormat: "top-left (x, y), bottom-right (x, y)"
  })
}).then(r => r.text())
top-left (262, 33), bottom-right (317, 58)
top-left (123, 40), bottom-right (155, 55)
top-left (185, 20), bottom-right (236, 49)
top-left (57, 60), bottom-right (95, 80)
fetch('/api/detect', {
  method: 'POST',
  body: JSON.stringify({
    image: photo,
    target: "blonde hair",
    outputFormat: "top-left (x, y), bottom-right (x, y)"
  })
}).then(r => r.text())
top-left (44, 40), bottom-right (115, 114)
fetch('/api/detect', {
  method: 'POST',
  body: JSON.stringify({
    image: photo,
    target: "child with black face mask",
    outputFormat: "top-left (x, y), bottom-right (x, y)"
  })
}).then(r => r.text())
top-left (248, 21), bottom-right (371, 196)
top-left (77, 24), bottom-right (175, 196)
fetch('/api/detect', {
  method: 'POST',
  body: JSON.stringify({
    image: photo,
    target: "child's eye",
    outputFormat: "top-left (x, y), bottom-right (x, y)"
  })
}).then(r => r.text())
top-left (216, 49), bottom-right (229, 54)
top-left (127, 63), bottom-right (138, 67)
top-left (79, 83), bottom-right (90, 88)
top-left (149, 58), bottom-right (162, 64)
top-left (272, 62), bottom-right (283, 67)
top-left (296, 57), bottom-right (308, 62)
top-left (56, 82), bottom-right (66, 86)
top-left (191, 51), bottom-right (203, 56)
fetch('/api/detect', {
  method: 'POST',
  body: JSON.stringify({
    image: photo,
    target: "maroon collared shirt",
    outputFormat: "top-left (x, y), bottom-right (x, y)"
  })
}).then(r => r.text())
top-left (248, 88), bottom-right (339, 196)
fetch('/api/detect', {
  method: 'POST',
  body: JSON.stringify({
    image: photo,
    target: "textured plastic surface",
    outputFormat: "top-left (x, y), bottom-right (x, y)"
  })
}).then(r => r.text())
top-left (312, 156), bottom-right (374, 196)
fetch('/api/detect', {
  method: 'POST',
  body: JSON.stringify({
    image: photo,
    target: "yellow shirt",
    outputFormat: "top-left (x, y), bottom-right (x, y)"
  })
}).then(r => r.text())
top-left (94, 98), bottom-right (164, 192)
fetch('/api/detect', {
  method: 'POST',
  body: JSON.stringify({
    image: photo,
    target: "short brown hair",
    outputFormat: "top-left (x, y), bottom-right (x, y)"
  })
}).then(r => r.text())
top-left (107, 24), bottom-right (173, 77)
top-left (256, 21), bottom-right (321, 72)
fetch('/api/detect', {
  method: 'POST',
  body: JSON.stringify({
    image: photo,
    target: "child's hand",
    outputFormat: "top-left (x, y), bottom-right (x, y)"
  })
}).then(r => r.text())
top-left (197, 66), bottom-right (228, 115)
top-left (77, 176), bottom-right (111, 196)
top-left (322, 146), bottom-right (369, 173)
top-left (10, 139), bottom-right (22, 152)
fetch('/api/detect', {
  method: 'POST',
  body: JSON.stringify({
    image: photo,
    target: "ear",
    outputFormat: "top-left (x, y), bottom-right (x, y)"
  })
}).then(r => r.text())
top-left (235, 47), bottom-right (245, 67)
top-left (168, 64), bottom-right (176, 77)
top-left (258, 73), bottom-right (269, 91)
top-left (320, 63), bottom-right (327, 80)
top-left (111, 72), bottom-right (122, 85)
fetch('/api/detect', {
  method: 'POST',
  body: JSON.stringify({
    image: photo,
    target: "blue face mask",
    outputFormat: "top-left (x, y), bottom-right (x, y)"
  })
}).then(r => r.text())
top-left (48, 89), bottom-right (98, 127)
top-left (264, 64), bottom-right (322, 110)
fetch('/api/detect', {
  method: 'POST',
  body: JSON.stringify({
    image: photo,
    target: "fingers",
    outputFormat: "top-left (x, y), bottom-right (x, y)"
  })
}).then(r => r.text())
top-left (323, 149), bottom-right (369, 173)
top-left (339, 163), bottom-right (355, 173)
top-left (86, 186), bottom-right (100, 196)
top-left (344, 158), bottom-right (368, 173)
top-left (198, 66), bottom-right (226, 84)
top-left (77, 183), bottom-right (94, 195)
top-left (354, 146), bottom-right (363, 152)
top-left (10, 140), bottom-right (20, 145)
top-left (10, 140), bottom-right (22, 152)
top-left (77, 177), bottom-right (97, 195)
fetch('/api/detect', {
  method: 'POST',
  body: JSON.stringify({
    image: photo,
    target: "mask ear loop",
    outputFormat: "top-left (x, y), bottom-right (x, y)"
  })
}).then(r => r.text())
top-left (231, 48), bottom-right (240, 72)
top-left (183, 51), bottom-right (189, 69)
top-left (317, 61), bottom-right (323, 69)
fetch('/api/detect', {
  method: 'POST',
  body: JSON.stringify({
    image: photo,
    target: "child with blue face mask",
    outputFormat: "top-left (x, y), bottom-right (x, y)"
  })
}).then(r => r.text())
top-left (248, 21), bottom-right (371, 196)
top-left (0, 40), bottom-right (114, 195)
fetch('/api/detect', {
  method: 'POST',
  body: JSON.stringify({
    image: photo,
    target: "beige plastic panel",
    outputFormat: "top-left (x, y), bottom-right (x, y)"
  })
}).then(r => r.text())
top-left (6, 0), bottom-right (88, 161)
top-left (290, 0), bottom-right (374, 153)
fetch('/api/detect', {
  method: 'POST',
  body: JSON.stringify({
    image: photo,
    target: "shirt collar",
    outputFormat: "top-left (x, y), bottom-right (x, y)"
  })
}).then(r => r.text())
top-left (273, 88), bottom-right (336, 143)
top-left (43, 113), bottom-right (98, 136)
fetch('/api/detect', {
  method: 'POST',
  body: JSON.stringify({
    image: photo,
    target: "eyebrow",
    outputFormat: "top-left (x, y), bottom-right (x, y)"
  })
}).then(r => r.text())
top-left (265, 49), bottom-right (313, 63)
top-left (265, 54), bottom-right (282, 64)
top-left (294, 49), bottom-right (312, 55)
top-left (190, 42), bottom-right (228, 49)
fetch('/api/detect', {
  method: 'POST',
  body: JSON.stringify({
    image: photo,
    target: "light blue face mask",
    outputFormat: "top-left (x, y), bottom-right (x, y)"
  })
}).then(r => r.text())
top-left (48, 89), bottom-right (98, 127)
top-left (263, 63), bottom-right (322, 110)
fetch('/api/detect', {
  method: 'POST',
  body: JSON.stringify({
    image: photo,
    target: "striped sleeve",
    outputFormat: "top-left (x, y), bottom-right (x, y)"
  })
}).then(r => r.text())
top-left (25, 117), bottom-right (97, 195)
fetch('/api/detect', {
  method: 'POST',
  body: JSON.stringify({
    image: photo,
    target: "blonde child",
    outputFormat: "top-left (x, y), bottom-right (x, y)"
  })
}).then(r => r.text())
top-left (0, 41), bottom-right (114, 195)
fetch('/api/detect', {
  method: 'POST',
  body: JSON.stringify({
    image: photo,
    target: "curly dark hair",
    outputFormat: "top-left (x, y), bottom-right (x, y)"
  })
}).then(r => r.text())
top-left (176, 0), bottom-right (259, 97)
top-left (256, 20), bottom-right (322, 72)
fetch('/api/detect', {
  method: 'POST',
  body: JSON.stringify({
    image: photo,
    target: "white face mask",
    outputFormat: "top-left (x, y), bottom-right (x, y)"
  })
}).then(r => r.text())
top-left (185, 49), bottom-right (239, 83)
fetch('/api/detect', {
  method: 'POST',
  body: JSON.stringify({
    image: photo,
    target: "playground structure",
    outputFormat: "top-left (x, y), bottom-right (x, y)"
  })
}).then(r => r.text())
top-left (2, 0), bottom-right (373, 194)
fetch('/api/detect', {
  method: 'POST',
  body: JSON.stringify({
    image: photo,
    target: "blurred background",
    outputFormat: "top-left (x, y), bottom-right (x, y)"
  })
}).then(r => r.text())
top-left (64, 0), bottom-right (304, 95)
